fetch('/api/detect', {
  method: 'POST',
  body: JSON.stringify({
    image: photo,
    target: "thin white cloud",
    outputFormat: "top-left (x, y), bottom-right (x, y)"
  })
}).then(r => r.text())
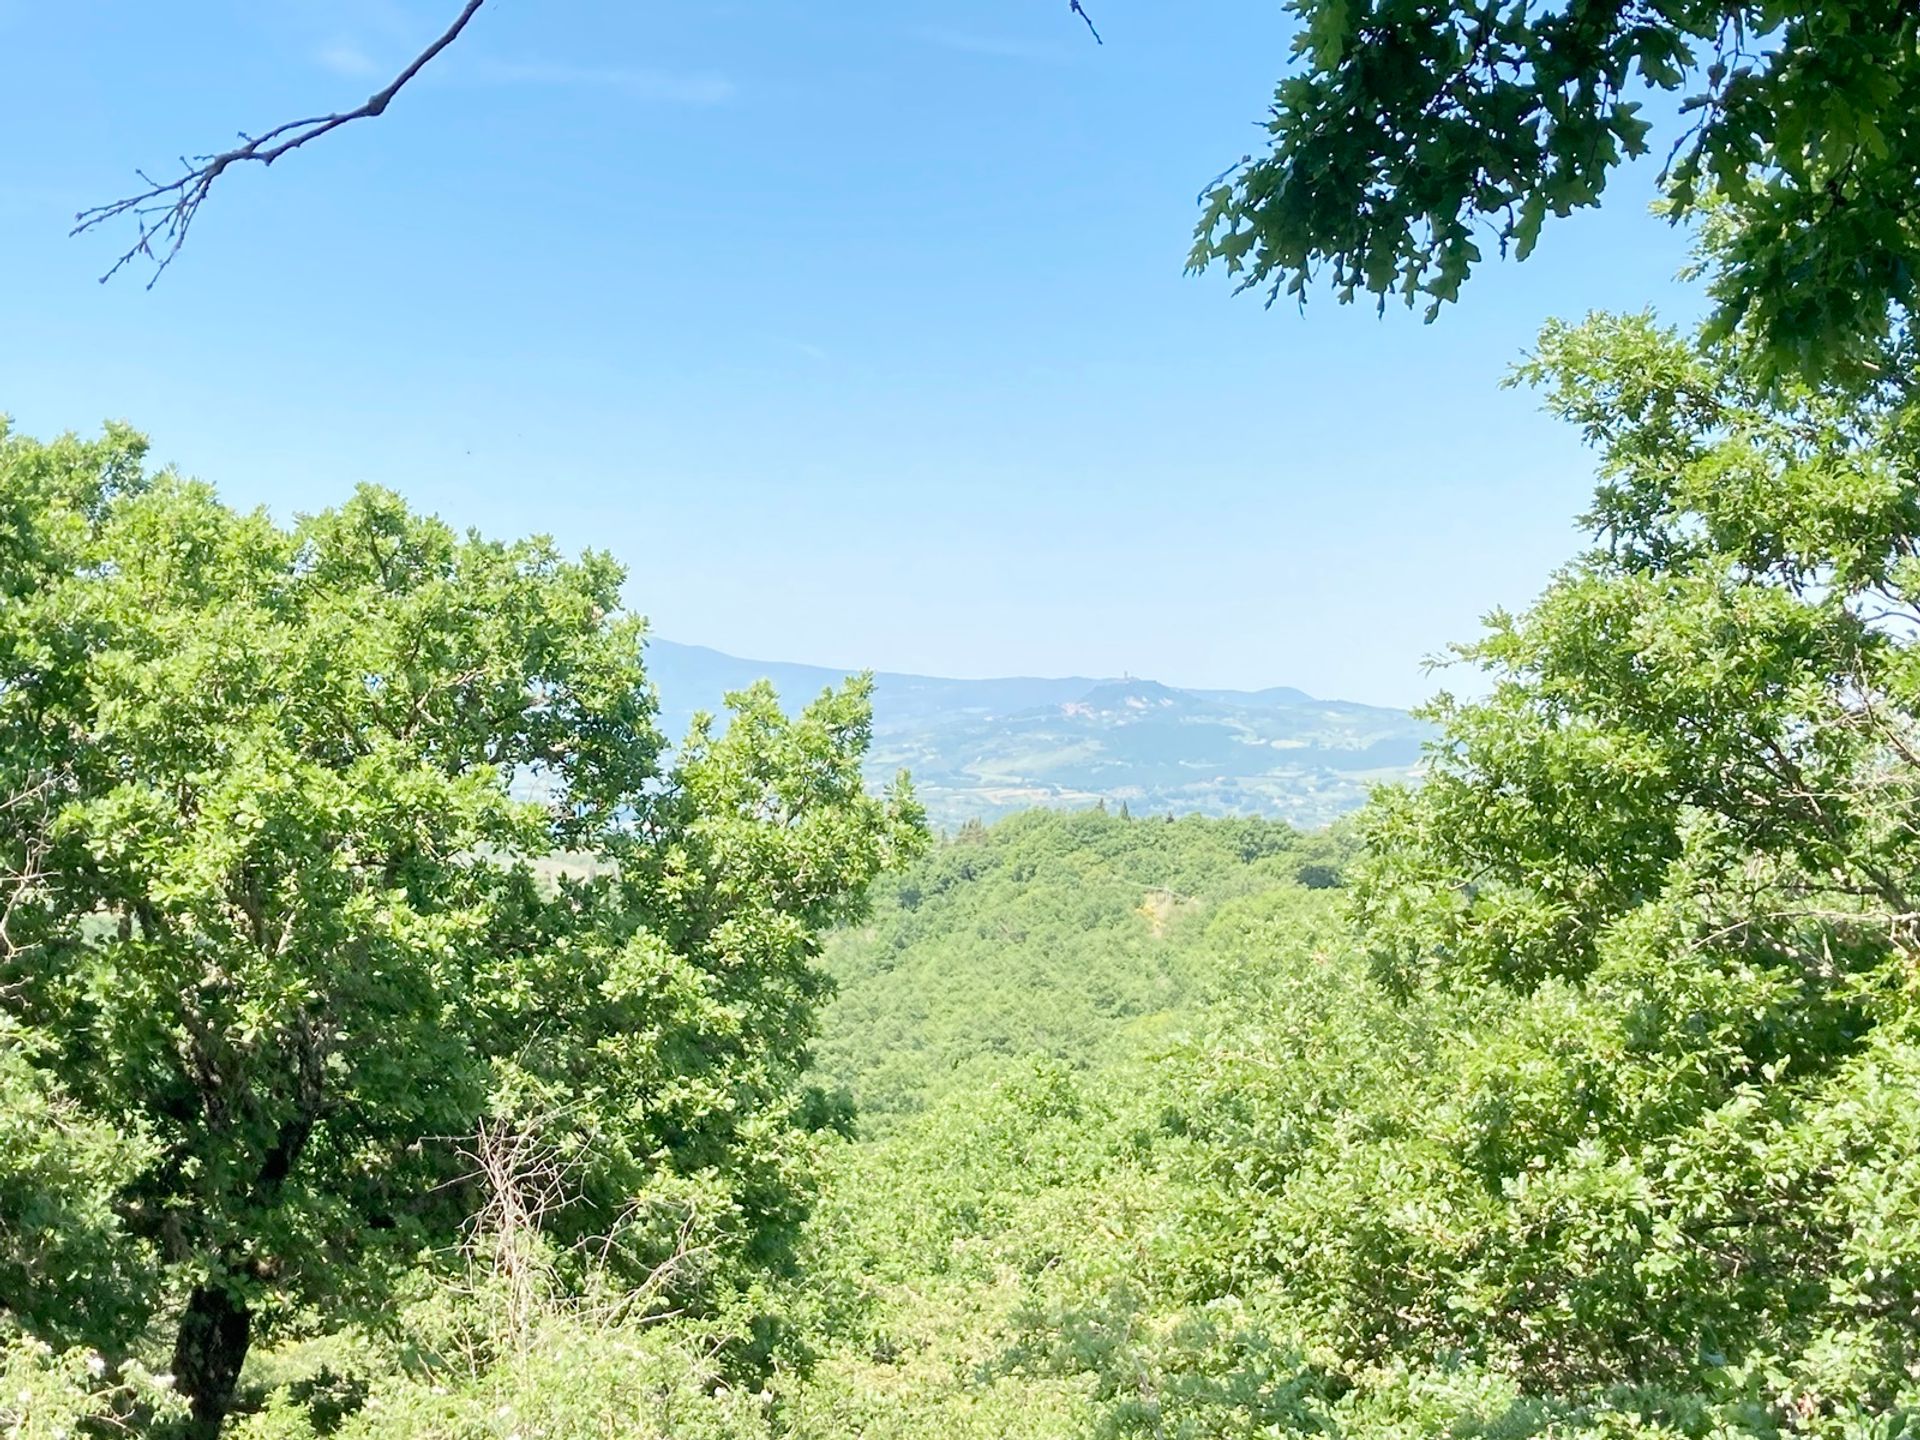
top-left (772, 337), bottom-right (831, 364)
top-left (460, 58), bottom-right (736, 105)
top-left (314, 41), bottom-right (381, 78)
top-left (918, 27), bottom-right (1074, 63)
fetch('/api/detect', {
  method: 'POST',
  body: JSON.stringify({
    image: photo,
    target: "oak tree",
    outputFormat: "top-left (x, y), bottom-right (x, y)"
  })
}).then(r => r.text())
top-left (0, 420), bottom-right (925, 1435)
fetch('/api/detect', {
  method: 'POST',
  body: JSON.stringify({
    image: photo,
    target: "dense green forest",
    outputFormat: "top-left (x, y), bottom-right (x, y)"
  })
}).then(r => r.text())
top-left (9, 0), bottom-right (1920, 1433)
top-left (8, 338), bottom-right (1920, 1434)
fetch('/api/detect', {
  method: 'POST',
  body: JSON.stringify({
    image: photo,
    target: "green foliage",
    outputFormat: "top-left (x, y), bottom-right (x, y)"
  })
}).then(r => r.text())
top-left (786, 803), bottom-right (1920, 1438)
top-left (0, 1335), bottom-right (185, 1439)
top-left (787, 812), bottom-right (1353, 1439)
top-left (1313, 310), bottom-right (1920, 1428)
top-left (1191, 0), bottom-right (1920, 383)
top-left (322, 1329), bottom-right (773, 1440)
top-left (15, 294), bottom-right (1920, 1440)
top-left (0, 419), bottom-right (924, 1433)
top-left (756, 313), bottom-right (1920, 1439)
top-left (817, 808), bottom-right (1336, 1127)
top-left (1357, 306), bottom-right (1920, 1000)
top-left (223, 1276), bottom-right (788, 1440)
top-left (0, 1020), bottom-right (159, 1351)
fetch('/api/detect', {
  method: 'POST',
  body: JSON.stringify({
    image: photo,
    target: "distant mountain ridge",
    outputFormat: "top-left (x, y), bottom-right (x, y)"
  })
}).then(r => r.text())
top-left (644, 639), bottom-right (1432, 830)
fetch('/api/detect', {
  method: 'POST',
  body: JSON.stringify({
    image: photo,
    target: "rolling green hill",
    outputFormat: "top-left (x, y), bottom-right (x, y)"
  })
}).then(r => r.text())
top-left (814, 806), bottom-right (1349, 1130)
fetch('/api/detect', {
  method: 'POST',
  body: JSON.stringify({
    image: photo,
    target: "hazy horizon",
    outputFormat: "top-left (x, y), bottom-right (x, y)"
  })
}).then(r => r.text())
top-left (645, 635), bottom-right (1383, 707)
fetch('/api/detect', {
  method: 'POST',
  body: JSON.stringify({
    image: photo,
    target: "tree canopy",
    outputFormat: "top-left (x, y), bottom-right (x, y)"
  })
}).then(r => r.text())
top-left (1190, 0), bottom-right (1920, 383)
top-left (768, 309), bottom-right (1920, 1439)
top-left (73, 0), bottom-right (1920, 385)
top-left (0, 421), bottom-right (924, 1435)
top-left (18, 6), bottom-right (1920, 1436)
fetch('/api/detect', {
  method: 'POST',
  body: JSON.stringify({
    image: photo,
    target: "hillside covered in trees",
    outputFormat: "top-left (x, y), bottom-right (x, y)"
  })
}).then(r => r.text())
top-left (8, 308), bottom-right (1920, 1435)
top-left (8, 0), bottom-right (1920, 1433)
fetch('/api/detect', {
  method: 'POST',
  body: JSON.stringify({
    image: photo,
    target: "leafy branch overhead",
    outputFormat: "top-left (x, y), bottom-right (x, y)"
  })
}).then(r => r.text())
top-left (1187, 0), bottom-right (1920, 383)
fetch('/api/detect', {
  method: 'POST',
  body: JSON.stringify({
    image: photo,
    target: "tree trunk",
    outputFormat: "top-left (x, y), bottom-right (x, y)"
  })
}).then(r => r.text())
top-left (167, 1036), bottom-right (321, 1436)
top-left (171, 1282), bottom-right (251, 1439)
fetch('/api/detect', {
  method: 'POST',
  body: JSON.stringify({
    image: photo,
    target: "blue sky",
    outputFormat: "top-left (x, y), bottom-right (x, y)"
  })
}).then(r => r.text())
top-left (0, 1), bottom-right (1699, 707)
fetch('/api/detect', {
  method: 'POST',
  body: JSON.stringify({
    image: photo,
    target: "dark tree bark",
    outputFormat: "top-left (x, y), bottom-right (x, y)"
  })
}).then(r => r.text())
top-left (165, 1018), bottom-right (325, 1434)
top-left (170, 1282), bottom-right (252, 1439)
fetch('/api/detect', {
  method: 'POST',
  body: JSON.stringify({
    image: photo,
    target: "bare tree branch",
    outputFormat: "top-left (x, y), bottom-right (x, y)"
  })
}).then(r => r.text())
top-left (0, 774), bottom-right (65, 981)
top-left (72, 0), bottom-right (489, 287)
top-left (75, 0), bottom-right (1105, 285)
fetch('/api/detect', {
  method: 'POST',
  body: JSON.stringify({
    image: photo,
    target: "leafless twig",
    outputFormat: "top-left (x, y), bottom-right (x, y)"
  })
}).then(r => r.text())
top-left (75, 0), bottom-right (1106, 284)
top-left (0, 775), bottom-right (63, 972)
top-left (438, 1112), bottom-right (715, 1382)
top-left (72, 0), bottom-right (488, 286)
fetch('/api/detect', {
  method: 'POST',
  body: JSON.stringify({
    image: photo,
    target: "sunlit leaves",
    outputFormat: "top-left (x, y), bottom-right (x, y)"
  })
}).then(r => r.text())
top-left (0, 423), bottom-right (924, 1422)
top-left (1192, 0), bottom-right (1920, 385)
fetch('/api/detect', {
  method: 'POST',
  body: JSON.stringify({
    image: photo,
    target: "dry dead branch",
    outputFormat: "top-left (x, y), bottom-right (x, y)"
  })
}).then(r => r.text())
top-left (72, 0), bottom-right (488, 286)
